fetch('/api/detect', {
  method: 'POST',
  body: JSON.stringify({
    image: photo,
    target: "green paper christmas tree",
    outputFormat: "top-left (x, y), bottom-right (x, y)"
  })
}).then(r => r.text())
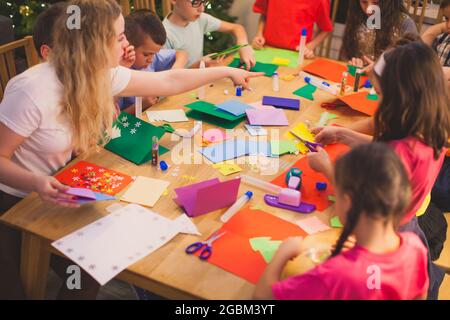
top-left (249, 237), bottom-right (282, 264)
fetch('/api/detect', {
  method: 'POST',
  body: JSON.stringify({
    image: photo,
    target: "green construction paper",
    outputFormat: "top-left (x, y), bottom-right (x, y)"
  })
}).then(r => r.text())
top-left (347, 64), bottom-right (367, 77)
top-left (228, 58), bottom-right (278, 77)
top-left (185, 110), bottom-right (244, 129)
top-left (249, 237), bottom-right (271, 251)
top-left (293, 83), bottom-right (317, 101)
top-left (210, 44), bottom-right (248, 59)
top-left (330, 216), bottom-right (343, 228)
top-left (367, 93), bottom-right (379, 101)
top-left (236, 46), bottom-right (299, 68)
top-left (328, 113), bottom-right (338, 120)
top-left (105, 112), bottom-right (169, 165)
top-left (249, 237), bottom-right (282, 263)
top-left (328, 195), bottom-right (336, 202)
top-left (185, 101), bottom-right (245, 122)
top-left (271, 140), bottom-right (298, 156)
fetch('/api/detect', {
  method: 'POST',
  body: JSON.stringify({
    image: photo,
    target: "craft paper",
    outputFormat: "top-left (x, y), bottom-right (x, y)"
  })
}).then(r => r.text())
top-left (303, 58), bottom-right (368, 88)
top-left (105, 112), bottom-right (169, 165)
top-left (202, 207), bottom-right (307, 283)
top-left (347, 64), bottom-right (367, 77)
top-left (293, 83), bottom-right (317, 101)
top-left (246, 109), bottom-right (289, 126)
top-left (120, 176), bottom-right (170, 207)
top-left (248, 101), bottom-right (275, 110)
top-left (216, 100), bottom-right (252, 117)
top-left (296, 216), bottom-right (331, 235)
top-left (146, 109), bottom-right (188, 123)
top-left (52, 204), bottom-right (190, 285)
top-left (245, 125), bottom-right (267, 136)
top-left (236, 46), bottom-right (299, 68)
top-left (212, 162), bottom-right (243, 176)
top-left (202, 128), bottom-right (230, 144)
top-left (185, 101), bottom-right (245, 129)
top-left (55, 161), bottom-right (133, 195)
top-left (284, 123), bottom-right (316, 154)
top-left (330, 216), bottom-right (343, 228)
top-left (249, 237), bottom-right (282, 263)
top-left (339, 92), bottom-right (379, 116)
top-left (228, 58), bottom-right (278, 77)
top-left (262, 96), bottom-right (300, 110)
top-left (367, 93), bottom-right (379, 101)
top-left (174, 178), bottom-right (240, 217)
top-left (272, 57), bottom-right (290, 66)
top-left (199, 140), bottom-right (272, 163)
top-left (272, 143), bottom-right (350, 211)
top-left (63, 188), bottom-right (116, 204)
top-left (270, 140), bottom-right (298, 156)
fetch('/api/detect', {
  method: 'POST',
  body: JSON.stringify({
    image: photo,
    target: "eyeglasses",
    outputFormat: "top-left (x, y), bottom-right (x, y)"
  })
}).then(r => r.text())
top-left (190, 0), bottom-right (210, 8)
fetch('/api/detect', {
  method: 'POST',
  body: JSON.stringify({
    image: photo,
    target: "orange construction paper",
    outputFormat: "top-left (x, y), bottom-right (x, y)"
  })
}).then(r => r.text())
top-left (303, 58), bottom-right (368, 88)
top-left (339, 92), bottom-right (379, 116)
top-left (271, 143), bottom-right (350, 211)
top-left (202, 207), bottom-right (307, 284)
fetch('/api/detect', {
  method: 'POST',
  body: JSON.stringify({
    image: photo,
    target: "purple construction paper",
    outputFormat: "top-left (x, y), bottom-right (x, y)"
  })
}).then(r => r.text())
top-left (245, 109), bottom-right (289, 126)
top-left (174, 178), bottom-right (220, 215)
top-left (262, 96), bottom-right (300, 110)
top-left (66, 188), bottom-right (97, 200)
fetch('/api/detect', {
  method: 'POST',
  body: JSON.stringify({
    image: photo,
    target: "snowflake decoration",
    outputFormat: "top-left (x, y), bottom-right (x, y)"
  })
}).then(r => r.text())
top-left (98, 169), bottom-right (105, 173)
top-left (123, 122), bottom-right (130, 128)
top-left (71, 169), bottom-right (78, 173)
top-left (135, 121), bottom-right (142, 128)
top-left (121, 116), bottom-right (128, 122)
top-left (86, 167), bottom-right (93, 171)
top-left (130, 128), bottom-right (137, 135)
top-left (72, 177), bottom-right (80, 182)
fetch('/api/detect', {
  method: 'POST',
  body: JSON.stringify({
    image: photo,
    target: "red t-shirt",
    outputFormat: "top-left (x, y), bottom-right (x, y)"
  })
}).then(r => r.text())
top-left (389, 137), bottom-right (447, 225)
top-left (272, 232), bottom-right (429, 300)
top-left (253, 0), bottom-right (333, 50)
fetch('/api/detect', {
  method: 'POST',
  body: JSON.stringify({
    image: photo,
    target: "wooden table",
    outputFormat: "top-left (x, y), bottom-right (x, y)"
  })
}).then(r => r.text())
top-left (0, 59), bottom-right (368, 300)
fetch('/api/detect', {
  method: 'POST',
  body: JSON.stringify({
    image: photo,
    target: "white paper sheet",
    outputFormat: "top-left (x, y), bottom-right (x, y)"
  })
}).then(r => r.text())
top-left (146, 109), bottom-right (189, 123)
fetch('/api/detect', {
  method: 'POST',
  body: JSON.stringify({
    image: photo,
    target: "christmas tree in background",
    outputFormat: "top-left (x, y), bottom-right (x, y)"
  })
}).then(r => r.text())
top-left (203, 0), bottom-right (236, 54)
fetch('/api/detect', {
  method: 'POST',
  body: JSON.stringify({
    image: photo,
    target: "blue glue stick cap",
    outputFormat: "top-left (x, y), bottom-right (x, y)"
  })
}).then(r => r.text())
top-left (301, 28), bottom-right (307, 36)
top-left (304, 77), bottom-right (312, 84)
top-left (316, 182), bottom-right (327, 191)
top-left (363, 79), bottom-right (372, 88)
top-left (160, 161), bottom-right (168, 171)
top-left (245, 191), bottom-right (253, 199)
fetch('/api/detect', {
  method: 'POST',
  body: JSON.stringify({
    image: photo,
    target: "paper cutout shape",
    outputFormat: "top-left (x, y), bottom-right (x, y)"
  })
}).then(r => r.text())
top-left (229, 58), bottom-right (278, 77)
top-left (213, 162), bottom-right (243, 176)
top-left (339, 92), bottom-right (379, 116)
top-left (245, 125), bottom-right (268, 136)
top-left (271, 143), bottom-right (350, 211)
top-left (199, 139), bottom-right (272, 163)
top-left (120, 176), bottom-right (170, 207)
top-left (262, 96), bottom-right (300, 110)
top-left (55, 161), bottom-right (133, 195)
top-left (367, 93), bottom-right (379, 101)
top-left (246, 108), bottom-right (289, 126)
top-left (249, 237), bottom-right (282, 263)
top-left (272, 57), bottom-right (290, 66)
top-left (203, 206), bottom-right (307, 283)
top-left (185, 101), bottom-right (246, 129)
top-left (330, 216), bottom-right (343, 228)
top-left (146, 109), bottom-right (188, 123)
top-left (174, 178), bottom-right (240, 217)
top-left (52, 204), bottom-right (192, 285)
top-left (293, 83), bottom-right (317, 101)
top-left (105, 112), bottom-right (169, 165)
top-left (284, 123), bottom-right (316, 154)
top-left (63, 188), bottom-right (116, 204)
top-left (237, 46), bottom-right (299, 68)
top-left (296, 216), bottom-right (331, 235)
top-left (303, 58), bottom-right (368, 88)
top-left (270, 140), bottom-right (298, 156)
top-left (216, 100), bottom-right (252, 116)
top-left (202, 128), bottom-right (230, 144)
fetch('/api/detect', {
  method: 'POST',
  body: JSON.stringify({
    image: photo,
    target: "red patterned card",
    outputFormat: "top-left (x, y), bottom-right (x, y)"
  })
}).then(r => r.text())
top-left (55, 161), bottom-right (133, 195)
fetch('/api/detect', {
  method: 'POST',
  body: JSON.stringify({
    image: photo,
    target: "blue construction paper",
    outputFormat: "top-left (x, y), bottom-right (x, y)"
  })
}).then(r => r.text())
top-left (216, 100), bottom-right (253, 116)
top-left (262, 96), bottom-right (300, 110)
top-left (199, 140), bottom-right (273, 163)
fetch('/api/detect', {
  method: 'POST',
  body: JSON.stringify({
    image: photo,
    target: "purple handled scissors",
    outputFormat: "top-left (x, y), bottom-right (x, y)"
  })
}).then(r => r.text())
top-left (185, 231), bottom-right (226, 260)
top-left (290, 132), bottom-right (322, 153)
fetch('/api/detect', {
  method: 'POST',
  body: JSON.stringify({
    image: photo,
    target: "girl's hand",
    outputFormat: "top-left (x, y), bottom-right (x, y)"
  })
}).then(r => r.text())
top-left (120, 45), bottom-right (136, 68)
top-left (239, 46), bottom-right (256, 71)
top-left (277, 237), bottom-right (305, 260)
top-left (312, 126), bottom-right (344, 145)
top-left (252, 35), bottom-right (266, 50)
top-left (307, 146), bottom-right (332, 175)
top-left (361, 55), bottom-right (375, 74)
top-left (34, 176), bottom-right (80, 208)
top-left (226, 68), bottom-right (264, 90)
top-left (331, 235), bottom-right (356, 252)
top-left (348, 57), bottom-right (364, 68)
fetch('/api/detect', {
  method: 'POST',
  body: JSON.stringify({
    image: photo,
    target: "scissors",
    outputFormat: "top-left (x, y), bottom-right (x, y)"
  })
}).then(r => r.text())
top-left (185, 231), bottom-right (226, 260)
top-left (321, 101), bottom-right (346, 110)
top-left (290, 131), bottom-right (322, 153)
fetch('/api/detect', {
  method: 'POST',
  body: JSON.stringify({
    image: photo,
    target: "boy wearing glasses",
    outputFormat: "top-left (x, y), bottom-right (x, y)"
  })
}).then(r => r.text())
top-left (163, 0), bottom-right (255, 69)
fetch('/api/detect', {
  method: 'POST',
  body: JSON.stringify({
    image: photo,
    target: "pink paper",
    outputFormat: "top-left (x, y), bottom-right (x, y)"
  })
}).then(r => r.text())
top-left (203, 129), bottom-right (230, 143)
top-left (296, 216), bottom-right (331, 235)
top-left (174, 178), bottom-right (240, 217)
top-left (249, 101), bottom-right (275, 110)
top-left (66, 188), bottom-right (97, 200)
top-left (246, 109), bottom-right (289, 126)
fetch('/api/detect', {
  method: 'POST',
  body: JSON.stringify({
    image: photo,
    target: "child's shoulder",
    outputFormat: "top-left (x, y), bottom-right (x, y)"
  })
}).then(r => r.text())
top-left (399, 232), bottom-right (427, 254)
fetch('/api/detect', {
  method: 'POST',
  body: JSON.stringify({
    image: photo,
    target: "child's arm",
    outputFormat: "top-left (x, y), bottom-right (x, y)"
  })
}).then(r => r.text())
top-left (218, 21), bottom-right (256, 70)
top-left (313, 126), bottom-right (373, 148)
top-left (171, 50), bottom-right (188, 69)
top-left (347, 118), bottom-right (374, 135)
top-left (254, 237), bottom-right (304, 300)
top-left (307, 147), bottom-right (335, 183)
top-left (300, 31), bottom-right (331, 59)
top-left (119, 67), bottom-right (262, 98)
top-left (252, 15), bottom-right (266, 50)
top-left (422, 22), bottom-right (447, 46)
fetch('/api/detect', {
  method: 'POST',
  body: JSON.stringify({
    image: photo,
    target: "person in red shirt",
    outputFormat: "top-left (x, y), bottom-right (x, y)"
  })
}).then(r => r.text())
top-left (251, 0), bottom-right (333, 58)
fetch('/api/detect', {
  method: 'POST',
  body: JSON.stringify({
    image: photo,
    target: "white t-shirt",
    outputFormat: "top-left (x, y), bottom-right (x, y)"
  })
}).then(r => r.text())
top-left (0, 62), bottom-right (131, 198)
top-left (163, 13), bottom-right (221, 67)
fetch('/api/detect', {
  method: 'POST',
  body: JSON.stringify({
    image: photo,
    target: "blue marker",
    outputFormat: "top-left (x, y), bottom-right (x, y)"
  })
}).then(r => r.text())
top-left (305, 76), bottom-right (337, 95)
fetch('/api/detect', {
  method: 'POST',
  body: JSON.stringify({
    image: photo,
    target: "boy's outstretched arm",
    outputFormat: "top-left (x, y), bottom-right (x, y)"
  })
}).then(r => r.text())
top-left (218, 21), bottom-right (256, 70)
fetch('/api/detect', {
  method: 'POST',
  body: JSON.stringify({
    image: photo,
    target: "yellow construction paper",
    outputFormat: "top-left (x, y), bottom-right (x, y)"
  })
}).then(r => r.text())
top-left (284, 123), bottom-right (316, 154)
top-left (272, 57), bottom-right (290, 66)
top-left (120, 176), bottom-right (170, 207)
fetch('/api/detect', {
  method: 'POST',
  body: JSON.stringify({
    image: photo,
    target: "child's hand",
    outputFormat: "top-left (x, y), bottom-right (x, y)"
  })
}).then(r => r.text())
top-left (361, 55), bottom-right (375, 74)
top-left (120, 45), bottom-right (136, 68)
top-left (144, 96), bottom-right (159, 108)
top-left (226, 68), bottom-right (264, 90)
top-left (239, 46), bottom-right (256, 71)
top-left (312, 126), bottom-right (343, 145)
top-left (348, 57), bottom-right (364, 68)
top-left (307, 146), bottom-right (332, 175)
top-left (202, 54), bottom-right (226, 68)
top-left (277, 237), bottom-right (305, 260)
top-left (252, 35), bottom-right (266, 50)
top-left (34, 175), bottom-right (80, 208)
top-left (295, 44), bottom-right (315, 59)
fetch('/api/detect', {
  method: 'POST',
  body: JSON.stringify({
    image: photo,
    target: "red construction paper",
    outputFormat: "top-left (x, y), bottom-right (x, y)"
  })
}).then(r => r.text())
top-left (303, 58), bottom-right (368, 88)
top-left (204, 207), bottom-right (307, 283)
top-left (55, 161), bottom-right (133, 195)
top-left (271, 144), bottom-right (350, 211)
top-left (339, 92), bottom-right (379, 116)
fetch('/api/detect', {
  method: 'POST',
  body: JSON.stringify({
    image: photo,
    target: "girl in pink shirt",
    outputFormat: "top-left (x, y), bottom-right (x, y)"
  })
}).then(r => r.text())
top-left (254, 143), bottom-right (429, 300)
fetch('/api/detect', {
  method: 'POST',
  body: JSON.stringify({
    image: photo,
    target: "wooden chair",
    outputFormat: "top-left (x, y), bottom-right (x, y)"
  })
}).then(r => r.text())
top-left (0, 36), bottom-right (39, 101)
top-left (316, 0), bottom-right (340, 59)
top-left (119, 0), bottom-right (172, 17)
top-left (405, 0), bottom-right (431, 33)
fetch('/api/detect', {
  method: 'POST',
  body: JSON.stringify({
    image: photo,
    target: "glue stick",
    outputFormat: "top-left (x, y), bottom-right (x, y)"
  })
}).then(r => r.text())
top-left (297, 28), bottom-right (307, 67)
top-left (152, 136), bottom-right (159, 167)
top-left (197, 60), bottom-right (206, 99)
top-left (135, 97), bottom-right (143, 119)
top-left (220, 191), bottom-right (253, 222)
top-left (340, 72), bottom-right (348, 96)
top-left (273, 72), bottom-right (280, 92)
top-left (353, 69), bottom-right (362, 92)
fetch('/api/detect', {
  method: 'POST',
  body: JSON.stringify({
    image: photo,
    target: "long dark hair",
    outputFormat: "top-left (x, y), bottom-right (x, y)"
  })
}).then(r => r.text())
top-left (373, 41), bottom-right (450, 159)
top-left (332, 143), bottom-right (412, 257)
top-left (341, 0), bottom-right (408, 60)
